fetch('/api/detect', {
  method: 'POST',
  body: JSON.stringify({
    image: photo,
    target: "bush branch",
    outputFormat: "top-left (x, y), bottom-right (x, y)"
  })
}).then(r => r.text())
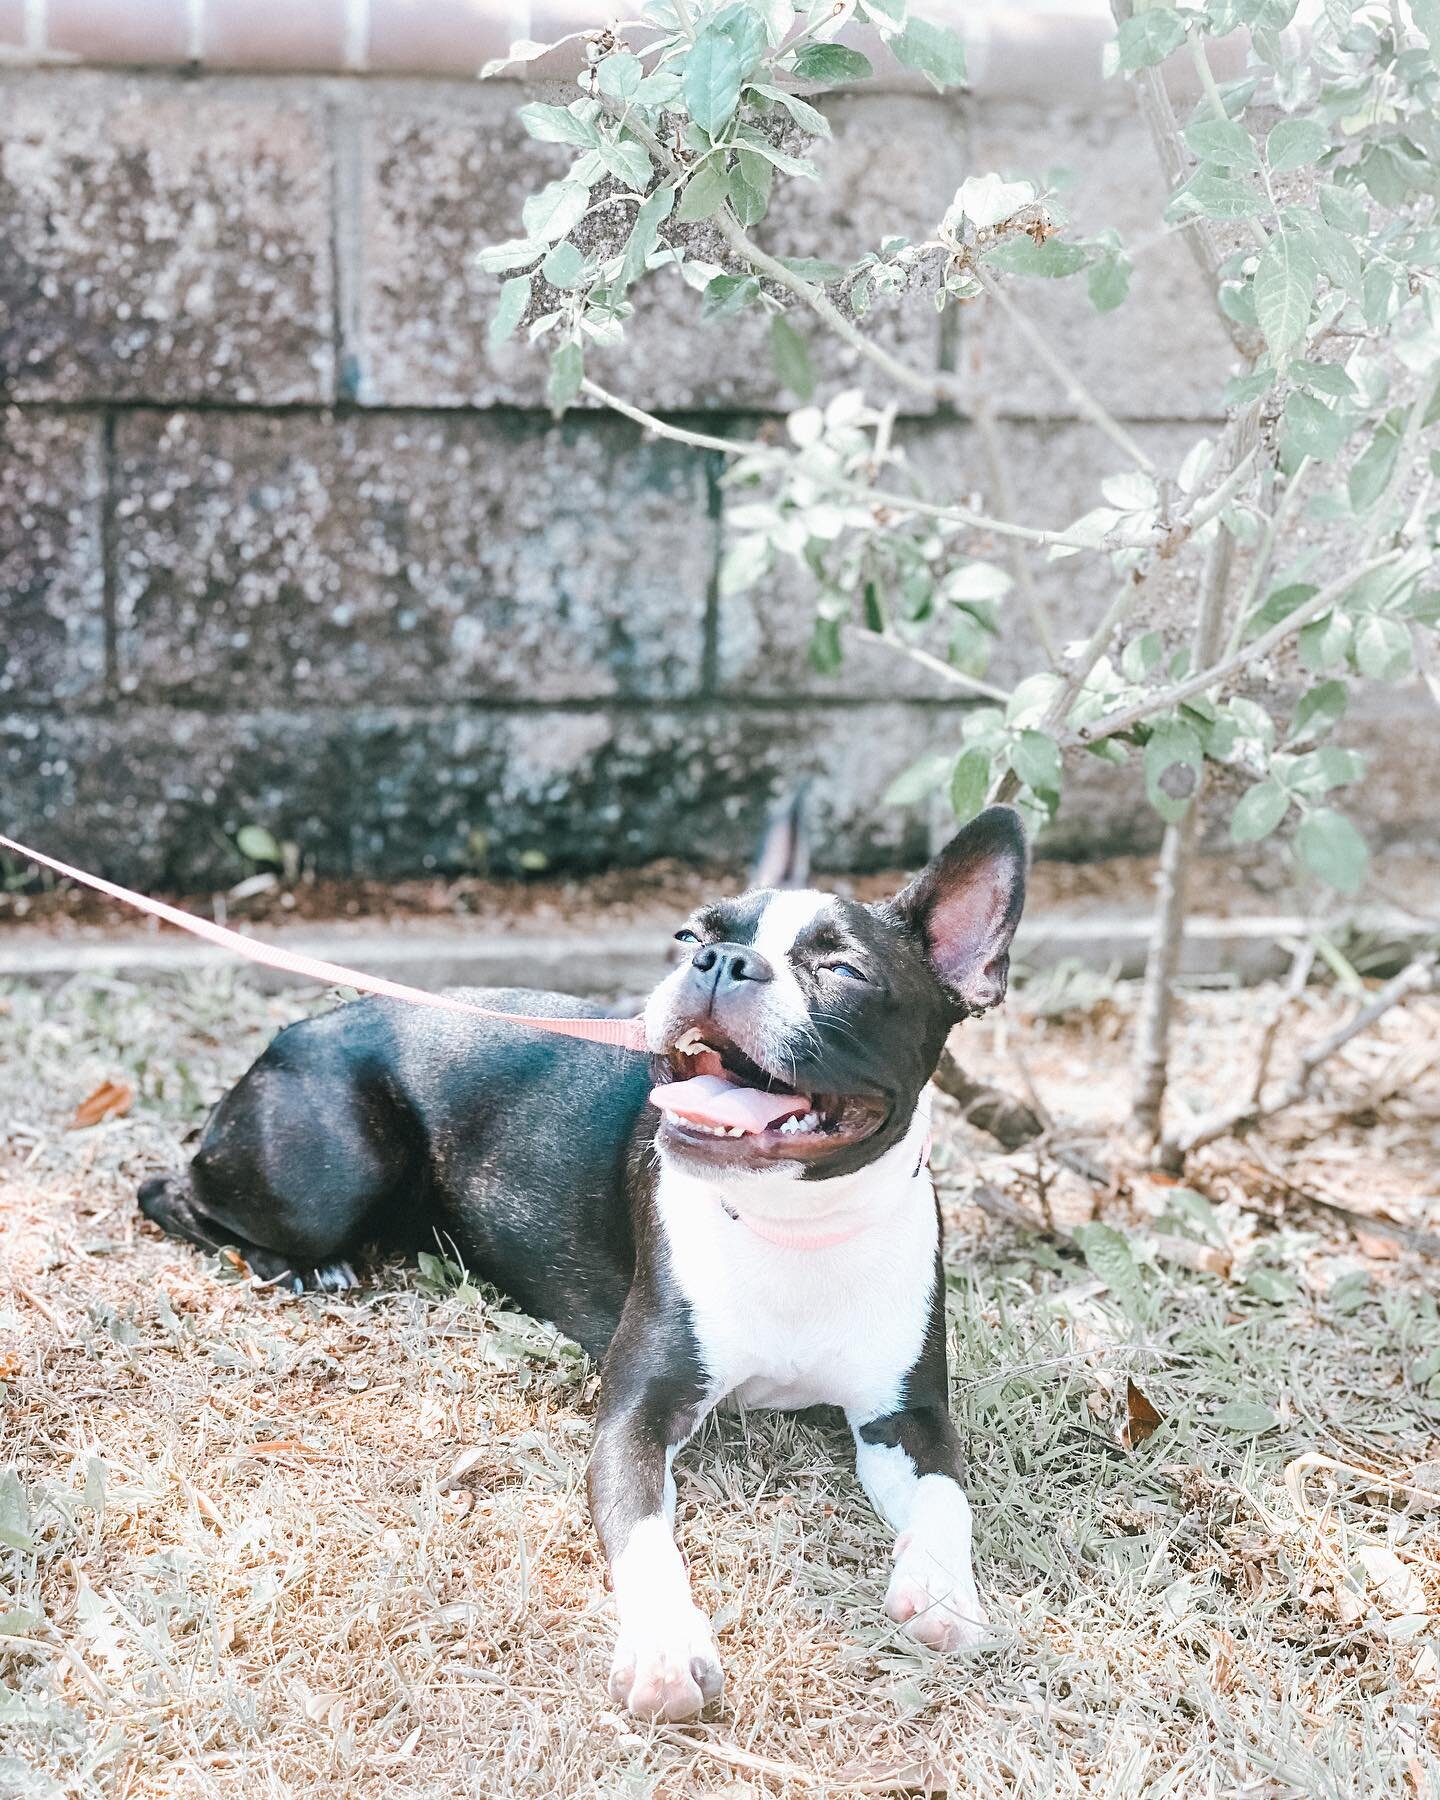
top-left (1165, 953), bottom-right (1438, 1159)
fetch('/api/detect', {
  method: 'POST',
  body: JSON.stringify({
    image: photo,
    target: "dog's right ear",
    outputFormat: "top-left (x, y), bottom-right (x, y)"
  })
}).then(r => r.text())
top-left (888, 806), bottom-right (1028, 1014)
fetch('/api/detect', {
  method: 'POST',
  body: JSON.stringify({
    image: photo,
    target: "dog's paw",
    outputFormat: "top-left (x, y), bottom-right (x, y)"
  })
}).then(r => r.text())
top-left (609, 1606), bottom-right (724, 1721)
top-left (885, 1530), bottom-right (991, 1653)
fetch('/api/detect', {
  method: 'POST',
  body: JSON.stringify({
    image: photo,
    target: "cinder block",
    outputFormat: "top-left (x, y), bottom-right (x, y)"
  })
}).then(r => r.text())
top-left (958, 100), bottom-right (1237, 421)
top-left (0, 73), bottom-right (333, 402)
top-left (47, 0), bottom-right (190, 62)
top-left (354, 84), bottom-right (964, 412)
top-left (0, 699), bottom-right (965, 886)
top-left (0, 412), bottom-right (106, 702)
top-left (201, 0), bottom-right (348, 69)
top-left (111, 409), bottom-right (714, 705)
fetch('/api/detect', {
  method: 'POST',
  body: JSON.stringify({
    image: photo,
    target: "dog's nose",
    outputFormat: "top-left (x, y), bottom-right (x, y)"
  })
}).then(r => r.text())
top-left (690, 941), bottom-right (774, 992)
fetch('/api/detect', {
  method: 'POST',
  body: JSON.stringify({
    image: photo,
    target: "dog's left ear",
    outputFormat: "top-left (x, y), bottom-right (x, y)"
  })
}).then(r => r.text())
top-left (889, 806), bottom-right (1028, 1014)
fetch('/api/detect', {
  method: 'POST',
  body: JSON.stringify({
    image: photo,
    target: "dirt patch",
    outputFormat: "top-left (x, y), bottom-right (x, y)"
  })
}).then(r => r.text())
top-left (2, 971), bottom-right (1438, 1796)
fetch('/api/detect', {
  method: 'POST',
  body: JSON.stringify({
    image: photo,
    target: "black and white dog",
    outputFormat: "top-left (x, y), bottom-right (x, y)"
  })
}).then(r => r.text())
top-left (139, 806), bottom-right (1027, 1721)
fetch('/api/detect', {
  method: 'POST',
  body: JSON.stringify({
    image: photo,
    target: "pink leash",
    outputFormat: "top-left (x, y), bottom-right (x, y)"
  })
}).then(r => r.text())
top-left (0, 833), bottom-right (648, 1053)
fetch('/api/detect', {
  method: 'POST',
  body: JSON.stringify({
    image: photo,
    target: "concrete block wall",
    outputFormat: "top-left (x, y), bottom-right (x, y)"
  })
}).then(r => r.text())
top-left (1, 31), bottom-right (1361, 889)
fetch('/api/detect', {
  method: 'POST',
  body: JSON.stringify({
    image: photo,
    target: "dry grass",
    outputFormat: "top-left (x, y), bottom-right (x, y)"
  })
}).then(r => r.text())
top-left (2, 966), bottom-right (1438, 1798)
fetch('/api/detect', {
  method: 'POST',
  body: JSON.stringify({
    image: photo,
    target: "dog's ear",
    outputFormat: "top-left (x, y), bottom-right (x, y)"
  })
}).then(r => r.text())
top-left (889, 806), bottom-right (1028, 1014)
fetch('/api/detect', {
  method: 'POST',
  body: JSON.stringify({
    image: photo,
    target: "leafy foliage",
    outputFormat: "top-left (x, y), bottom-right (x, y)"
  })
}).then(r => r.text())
top-left (482, 0), bottom-right (1440, 899)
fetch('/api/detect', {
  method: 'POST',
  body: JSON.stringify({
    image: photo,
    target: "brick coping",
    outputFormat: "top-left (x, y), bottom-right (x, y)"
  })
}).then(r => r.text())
top-left (0, 0), bottom-right (1207, 99)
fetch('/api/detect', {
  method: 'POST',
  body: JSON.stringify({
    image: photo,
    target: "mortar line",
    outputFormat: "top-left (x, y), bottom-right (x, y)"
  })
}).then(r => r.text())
top-left (98, 411), bottom-right (120, 701)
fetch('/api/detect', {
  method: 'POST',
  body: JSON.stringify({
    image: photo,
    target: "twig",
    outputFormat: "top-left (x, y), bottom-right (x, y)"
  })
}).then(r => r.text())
top-left (1076, 549), bottom-right (1407, 747)
top-left (581, 378), bottom-right (1170, 552)
top-left (932, 1044), bottom-right (1045, 1150)
top-left (847, 627), bottom-right (1012, 702)
top-left (1187, 31), bottom-right (1270, 252)
top-left (1223, 457), bottom-right (1313, 661)
top-left (971, 266), bottom-right (1159, 475)
top-left (1166, 953), bottom-right (1437, 1157)
top-left (1238, 1154), bottom-right (1440, 1259)
top-left (1130, 511), bottom-right (1235, 1140)
top-left (972, 395), bottom-right (1060, 666)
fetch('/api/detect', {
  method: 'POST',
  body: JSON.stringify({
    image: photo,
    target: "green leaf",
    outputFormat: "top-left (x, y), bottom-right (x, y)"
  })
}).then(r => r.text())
top-left (746, 81), bottom-right (833, 137)
top-left (1212, 1400), bottom-right (1278, 1433)
top-left (0, 1471), bottom-right (33, 1553)
top-left (477, 237), bottom-right (544, 275)
top-left (1231, 780), bottom-right (1290, 844)
top-left (597, 136), bottom-right (653, 189)
top-left (1299, 610), bottom-right (1351, 671)
top-left (1354, 614), bottom-right (1412, 682)
top-left (1348, 408), bottom-right (1405, 513)
top-left (522, 180), bottom-right (589, 244)
top-left (791, 43), bottom-right (874, 83)
top-left (1296, 807), bottom-right (1368, 893)
top-left (1245, 1267), bottom-right (1301, 1303)
top-left (1071, 1223), bottom-right (1147, 1318)
top-left (489, 273), bottom-right (532, 345)
top-left (684, 26), bottom-right (744, 136)
top-left (1290, 680), bottom-right (1348, 744)
top-left (1008, 729), bottom-right (1062, 796)
top-left (1287, 745), bottom-right (1365, 796)
top-left (773, 255), bottom-right (847, 282)
top-left (1169, 168), bottom-right (1266, 220)
top-left (1280, 390), bottom-right (1348, 464)
top-left (1318, 183), bottom-right (1367, 235)
top-left (949, 748), bottom-right (991, 824)
top-left (1253, 231), bottom-right (1315, 360)
top-left (982, 236), bottom-right (1089, 277)
top-left (546, 340), bottom-right (584, 416)
top-left (236, 824), bottom-right (282, 864)
top-left (1121, 630), bottom-right (1162, 681)
top-left (884, 750), bottom-right (955, 806)
top-left (540, 241), bottom-right (584, 288)
top-left (702, 273), bottom-right (763, 320)
top-left (1266, 116), bottom-right (1328, 172)
top-left (596, 50), bottom-right (643, 100)
top-left (1144, 720), bottom-right (1203, 824)
top-left (1184, 117), bottom-right (1259, 168)
top-left (728, 148), bottom-right (774, 225)
top-left (1116, 8), bottom-right (1186, 68)
top-left (518, 102), bottom-right (600, 148)
top-left (890, 17), bottom-right (967, 89)
top-left (769, 315), bottom-right (814, 400)
top-left (1087, 248), bottom-right (1131, 312)
top-left (615, 184), bottom-right (675, 296)
top-left (676, 158), bottom-right (731, 222)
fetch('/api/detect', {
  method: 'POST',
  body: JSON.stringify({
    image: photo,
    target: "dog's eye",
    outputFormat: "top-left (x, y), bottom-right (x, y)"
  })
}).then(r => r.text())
top-left (823, 961), bottom-right (868, 983)
top-left (674, 928), bottom-right (701, 945)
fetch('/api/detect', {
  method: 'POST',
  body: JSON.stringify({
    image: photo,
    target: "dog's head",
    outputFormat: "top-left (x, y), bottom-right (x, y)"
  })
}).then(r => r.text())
top-left (644, 806), bottom-right (1027, 1182)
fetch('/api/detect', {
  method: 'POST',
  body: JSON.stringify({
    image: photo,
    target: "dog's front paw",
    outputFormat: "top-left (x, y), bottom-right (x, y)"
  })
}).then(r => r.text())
top-left (609, 1606), bottom-right (724, 1721)
top-left (885, 1530), bottom-right (991, 1652)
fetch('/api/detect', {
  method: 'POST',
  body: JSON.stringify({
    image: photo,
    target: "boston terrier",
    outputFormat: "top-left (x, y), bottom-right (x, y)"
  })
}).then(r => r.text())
top-left (138, 805), bottom-right (1028, 1721)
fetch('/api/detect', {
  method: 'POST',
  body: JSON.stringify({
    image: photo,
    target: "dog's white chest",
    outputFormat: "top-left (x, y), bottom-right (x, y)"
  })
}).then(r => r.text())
top-left (654, 1121), bottom-right (938, 1419)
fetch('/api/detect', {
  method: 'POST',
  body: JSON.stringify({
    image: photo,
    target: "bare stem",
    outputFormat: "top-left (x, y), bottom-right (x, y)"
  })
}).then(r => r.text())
top-left (1166, 953), bottom-right (1437, 1159)
top-left (1188, 31), bottom-right (1270, 251)
top-left (1076, 549), bottom-right (1407, 747)
top-left (580, 377), bottom-right (1174, 551)
top-left (971, 267), bottom-right (1160, 475)
top-left (1129, 516), bottom-right (1235, 1141)
top-left (847, 627), bottom-right (1013, 703)
top-left (973, 396), bottom-right (1060, 666)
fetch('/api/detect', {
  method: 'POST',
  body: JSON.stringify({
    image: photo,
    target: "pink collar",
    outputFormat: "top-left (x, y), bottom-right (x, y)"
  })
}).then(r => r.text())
top-left (714, 1128), bottom-right (932, 1250)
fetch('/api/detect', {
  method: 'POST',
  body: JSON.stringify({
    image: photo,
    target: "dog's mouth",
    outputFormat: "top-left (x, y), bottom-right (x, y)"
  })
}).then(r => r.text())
top-left (650, 1028), bottom-right (887, 1161)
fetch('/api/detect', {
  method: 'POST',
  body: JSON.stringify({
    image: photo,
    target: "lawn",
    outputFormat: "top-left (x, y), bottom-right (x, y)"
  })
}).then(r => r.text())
top-left (2, 967), bottom-right (1438, 1797)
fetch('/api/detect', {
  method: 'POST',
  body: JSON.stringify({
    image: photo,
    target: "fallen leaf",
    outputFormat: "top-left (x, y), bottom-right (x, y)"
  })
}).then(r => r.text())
top-left (232, 1439), bottom-right (324, 1460)
top-left (1353, 1227), bottom-right (1400, 1260)
top-left (1122, 1378), bottom-right (1165, 1450)
top-left (1355, 1545), bottom-right (1428, 1618)
top-left (69, 1080), bottom-right (134, 1129)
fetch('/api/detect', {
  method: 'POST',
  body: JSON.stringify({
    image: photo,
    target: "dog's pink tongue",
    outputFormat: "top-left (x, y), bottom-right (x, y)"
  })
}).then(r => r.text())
top-left (651, 1074), bottom-right (810, 1134)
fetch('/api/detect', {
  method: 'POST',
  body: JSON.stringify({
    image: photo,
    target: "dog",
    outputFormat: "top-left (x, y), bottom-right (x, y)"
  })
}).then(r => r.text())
top-left (138, 805), bottom-right (1028, 1720)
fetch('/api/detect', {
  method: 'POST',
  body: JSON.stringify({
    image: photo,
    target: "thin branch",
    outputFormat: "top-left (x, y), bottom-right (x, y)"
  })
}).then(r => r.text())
top-left (1223, 456), bottom-right (1313, 661)
top-left (846, 627), bottom-right (1012, 702)
top-left (971, 267), bottom-right (1160, 475)
top-left (580, 377), bottom-right (1174, 552)
top-left (1130, 512), bottom-right (1235, 1140)
top-left (1166, 954), bottom-right (1437, 1158)
top-left (1075, 549), bottom-right (1407, 747)
top-left (972, 395), bottom-right (1060, 666)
